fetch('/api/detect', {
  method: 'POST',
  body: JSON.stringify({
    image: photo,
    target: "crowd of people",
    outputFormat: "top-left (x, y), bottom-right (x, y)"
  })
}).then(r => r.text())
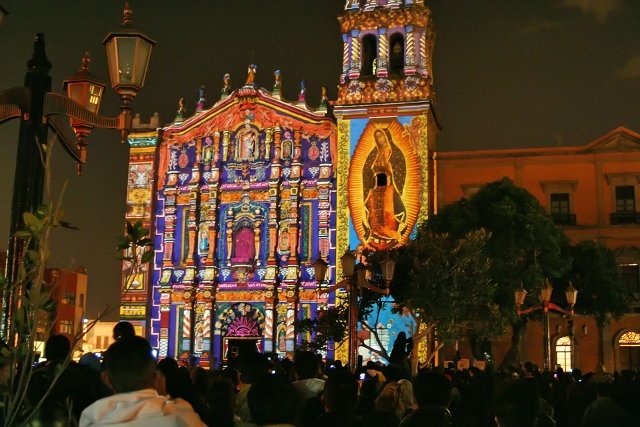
top-left (5, 322), bottom-right (640, 426)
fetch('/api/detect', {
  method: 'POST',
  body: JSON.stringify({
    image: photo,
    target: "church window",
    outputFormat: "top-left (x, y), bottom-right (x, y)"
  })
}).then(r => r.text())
top-left (361, 34), bottom-right (378, 77)
top-left (389, 33), bottom-right (405, 75)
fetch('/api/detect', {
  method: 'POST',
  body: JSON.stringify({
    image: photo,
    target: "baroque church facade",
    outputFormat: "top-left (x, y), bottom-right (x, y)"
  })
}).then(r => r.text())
top-left (120, 0), bottom-right (438, 366)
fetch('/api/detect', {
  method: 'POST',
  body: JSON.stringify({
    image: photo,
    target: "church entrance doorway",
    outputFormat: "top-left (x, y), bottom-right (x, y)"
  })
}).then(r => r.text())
top-left (224, 337), bottom-right (261, 362)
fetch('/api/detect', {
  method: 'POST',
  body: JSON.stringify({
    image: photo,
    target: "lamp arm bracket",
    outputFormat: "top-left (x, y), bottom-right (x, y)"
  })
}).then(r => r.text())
top-left (547, 302), bottom-right (571, 315)
top-left (46, 116), bottom-right (82, 162)
top-left (0, 87), bottom-right (31, 124)
top-left (44, 92), bottom-right (119, 129)
top-left (517, 306), bottom-right (542, 316)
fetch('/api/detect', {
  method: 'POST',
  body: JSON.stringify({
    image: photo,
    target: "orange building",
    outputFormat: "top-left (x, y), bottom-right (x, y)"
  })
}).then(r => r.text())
top-left (438, 126), bottom-right (640, 372)
top-left (44, 268), bottom-right (88, 346)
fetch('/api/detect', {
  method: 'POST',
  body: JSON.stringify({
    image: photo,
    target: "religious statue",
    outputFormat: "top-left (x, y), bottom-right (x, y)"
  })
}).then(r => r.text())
top-left (196, 85), bottom-right (206, 112)
top-left (298, 79), bottom-right (306, 102)
top-left (362, 128), bottom-right (406, 248)
top-left (245, 64), bottom-right (257, 86)
top-left (319, 86), bottom-right (329, 112)
top-left (175, 97), bottom-right (186, 122)
top-left (273, 69), bottom-right (282, 94)
top-left (221, 73), bottom-right (232, 98)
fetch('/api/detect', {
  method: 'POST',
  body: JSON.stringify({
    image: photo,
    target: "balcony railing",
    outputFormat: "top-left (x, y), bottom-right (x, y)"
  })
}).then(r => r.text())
top-left (610, 212), bottom-right (640, 225)
top-left (551, 213), bottom-right (577, 226)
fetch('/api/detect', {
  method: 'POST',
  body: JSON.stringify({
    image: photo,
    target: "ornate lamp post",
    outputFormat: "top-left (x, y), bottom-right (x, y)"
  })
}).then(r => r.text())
top-left (515, 280), bottom-right (578, 371)
top-left (0, 2), bottom-right (154, 339)
top-left (340, 249), bottom-right (358, 371)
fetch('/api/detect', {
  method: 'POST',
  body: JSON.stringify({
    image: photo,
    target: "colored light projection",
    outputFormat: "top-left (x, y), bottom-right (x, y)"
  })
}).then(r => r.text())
top-left (121, 131), bottom-right (159, 327)
top-left (348, 118), bottom-right (423, 250)
top-left (145, 84), bottom-right (337, 366)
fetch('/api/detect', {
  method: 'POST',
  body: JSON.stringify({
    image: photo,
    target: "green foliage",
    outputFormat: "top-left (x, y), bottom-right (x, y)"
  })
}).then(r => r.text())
top-left (427, 178), bottom-right (571, 322)
top-left (566, 240), bottom-right (627, 327)
top-left (117, 221), bottom-right (153, 263)
top-left (296, 304), bottom-right (348, 353)
top-left (392, 229), bottom-right (505, 344)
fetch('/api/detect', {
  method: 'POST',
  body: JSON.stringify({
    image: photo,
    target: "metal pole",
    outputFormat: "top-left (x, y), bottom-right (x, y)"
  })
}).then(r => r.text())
top-left (542, 303), bottom-right (551, 371)
top-left (348, 276), bottom-right (359, 372)
top-left (568, 316), bottom-right (575, 370)
top-left (2, 34), bottom-right (52, 340)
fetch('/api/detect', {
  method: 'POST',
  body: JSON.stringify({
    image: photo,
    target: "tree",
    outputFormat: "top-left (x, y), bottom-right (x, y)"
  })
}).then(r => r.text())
top-left (389, 228), bottom-right (504, 374)
top-left (426, 178), bottom-right (571, 367)
top-left (564, 240), bottom-right (627, 364)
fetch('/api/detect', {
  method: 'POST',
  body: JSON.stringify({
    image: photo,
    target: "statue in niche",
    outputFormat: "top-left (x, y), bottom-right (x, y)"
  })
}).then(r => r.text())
top-left (232, 226), bottom-right (255, 264)
top-left (281, 140), bottom-right (292, 160)
top-left (194, 324), bottom-right (204, 352)
top-left (236, 126), bottom-right (259, 161)
top-left (278, 227), bottom-right (290, 252)
top-left (198, 224), bottom-right (209, 255)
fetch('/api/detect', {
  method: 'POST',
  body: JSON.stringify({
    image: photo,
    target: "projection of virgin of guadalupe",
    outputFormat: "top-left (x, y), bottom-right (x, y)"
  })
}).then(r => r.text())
top-left (120, 0), bottom-right (437, 366)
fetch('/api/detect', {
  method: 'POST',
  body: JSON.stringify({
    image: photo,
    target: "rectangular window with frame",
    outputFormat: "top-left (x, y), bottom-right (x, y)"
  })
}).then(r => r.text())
top-left (550, 193), bottom-right (570, 214)
top-left (619, 264), bottom-right (640, 296)
top-left (616, 186), bottom-right (635, 213)
top-left (550, 193), bottom-right (575, 225)
top-left (60, 320), bottom-right (74, 334)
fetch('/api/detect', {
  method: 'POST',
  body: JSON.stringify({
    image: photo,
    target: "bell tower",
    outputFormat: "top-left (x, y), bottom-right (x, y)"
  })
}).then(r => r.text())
top-left (335, 0), bottom-right (439, 259)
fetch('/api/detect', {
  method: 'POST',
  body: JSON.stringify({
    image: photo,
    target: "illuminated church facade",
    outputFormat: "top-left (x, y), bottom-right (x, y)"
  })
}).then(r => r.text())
top-left (120, 0), bottom-right (438, 365)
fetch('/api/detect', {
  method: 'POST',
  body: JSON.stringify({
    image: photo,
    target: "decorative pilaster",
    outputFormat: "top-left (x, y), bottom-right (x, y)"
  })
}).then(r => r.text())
top-left (405, 25), bottom-right (416, 75)
top-left (349, 30), bottom-right (361, 79)
top-left (342, 33), bottom-right (350, 76)
top-left (377, 28), bottom-right (388, 77)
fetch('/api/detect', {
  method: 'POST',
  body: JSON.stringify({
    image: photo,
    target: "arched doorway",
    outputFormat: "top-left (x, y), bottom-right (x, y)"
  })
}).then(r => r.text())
top-left (616, 330), bottom-right (640, 370)
top-left (217, 302), bottom-right (265, 363)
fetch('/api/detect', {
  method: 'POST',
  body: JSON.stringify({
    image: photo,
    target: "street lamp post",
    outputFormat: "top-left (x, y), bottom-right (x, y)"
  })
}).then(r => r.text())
top-left (339, 250), bottom-right (358, 371)
top-left (0, 1), bottom-right (154, 340)
top-left (515, 280), bottom-right (578, 371)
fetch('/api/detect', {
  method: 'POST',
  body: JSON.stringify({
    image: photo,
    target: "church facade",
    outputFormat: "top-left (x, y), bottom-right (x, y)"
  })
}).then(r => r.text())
top-left (120, 0), bottom-right (439, 366)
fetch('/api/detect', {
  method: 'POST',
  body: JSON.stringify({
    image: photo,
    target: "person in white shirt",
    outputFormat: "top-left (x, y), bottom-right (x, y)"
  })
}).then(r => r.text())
top-left (80, 336), bottom-right (205, 427)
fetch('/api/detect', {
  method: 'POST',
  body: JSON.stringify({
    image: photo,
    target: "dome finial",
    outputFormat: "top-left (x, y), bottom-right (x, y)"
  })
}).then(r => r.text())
top-left (122, 0), bottom-right (133, 26)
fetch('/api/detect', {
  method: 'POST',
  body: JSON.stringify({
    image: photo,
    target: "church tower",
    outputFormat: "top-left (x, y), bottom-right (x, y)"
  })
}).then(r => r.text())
top-left (335, 0), bottom-right (438, 262)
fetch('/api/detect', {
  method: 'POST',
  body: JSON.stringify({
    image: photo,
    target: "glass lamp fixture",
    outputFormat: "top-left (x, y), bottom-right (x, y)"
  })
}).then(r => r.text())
top-left (313, 257), bottom-right (328, 284)
top-left (380, 255), bottom-right (396, 286)
top-left (103, 0), bottom-right (155, 142)
top-left (540, 279), bottom-right (553, 303)
top-left (63, 52), bottom-right (106, 170)
top-left (340, 249), bottom-right (356, 278)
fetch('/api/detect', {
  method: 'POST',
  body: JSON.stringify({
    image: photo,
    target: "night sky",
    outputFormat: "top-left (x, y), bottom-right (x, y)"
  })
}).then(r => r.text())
top-left (0, 0), bottom-right (639, 320)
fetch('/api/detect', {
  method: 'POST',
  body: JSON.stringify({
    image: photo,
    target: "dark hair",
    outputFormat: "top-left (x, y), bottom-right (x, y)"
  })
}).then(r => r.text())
top-left (294, 351), bottom-right (319, 379)
top-left (44, 334), bottom-right (71, 361)
top-left (103, 336), bottom-right (156, 393)
top-left (493, 379), bottom-right (541, 427)
top-left (323, 371), bottom-right (358, 415)
top-left (412, 371), bottom-right (451, 408)
top-left (112, 321), bottom-right (136, 341)
top-left (248, 374), bottom-right (297, 425)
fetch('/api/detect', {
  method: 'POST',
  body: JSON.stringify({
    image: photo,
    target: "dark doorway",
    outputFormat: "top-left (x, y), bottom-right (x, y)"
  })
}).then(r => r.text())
top-left (225, 338), bottom-right (259, 362)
